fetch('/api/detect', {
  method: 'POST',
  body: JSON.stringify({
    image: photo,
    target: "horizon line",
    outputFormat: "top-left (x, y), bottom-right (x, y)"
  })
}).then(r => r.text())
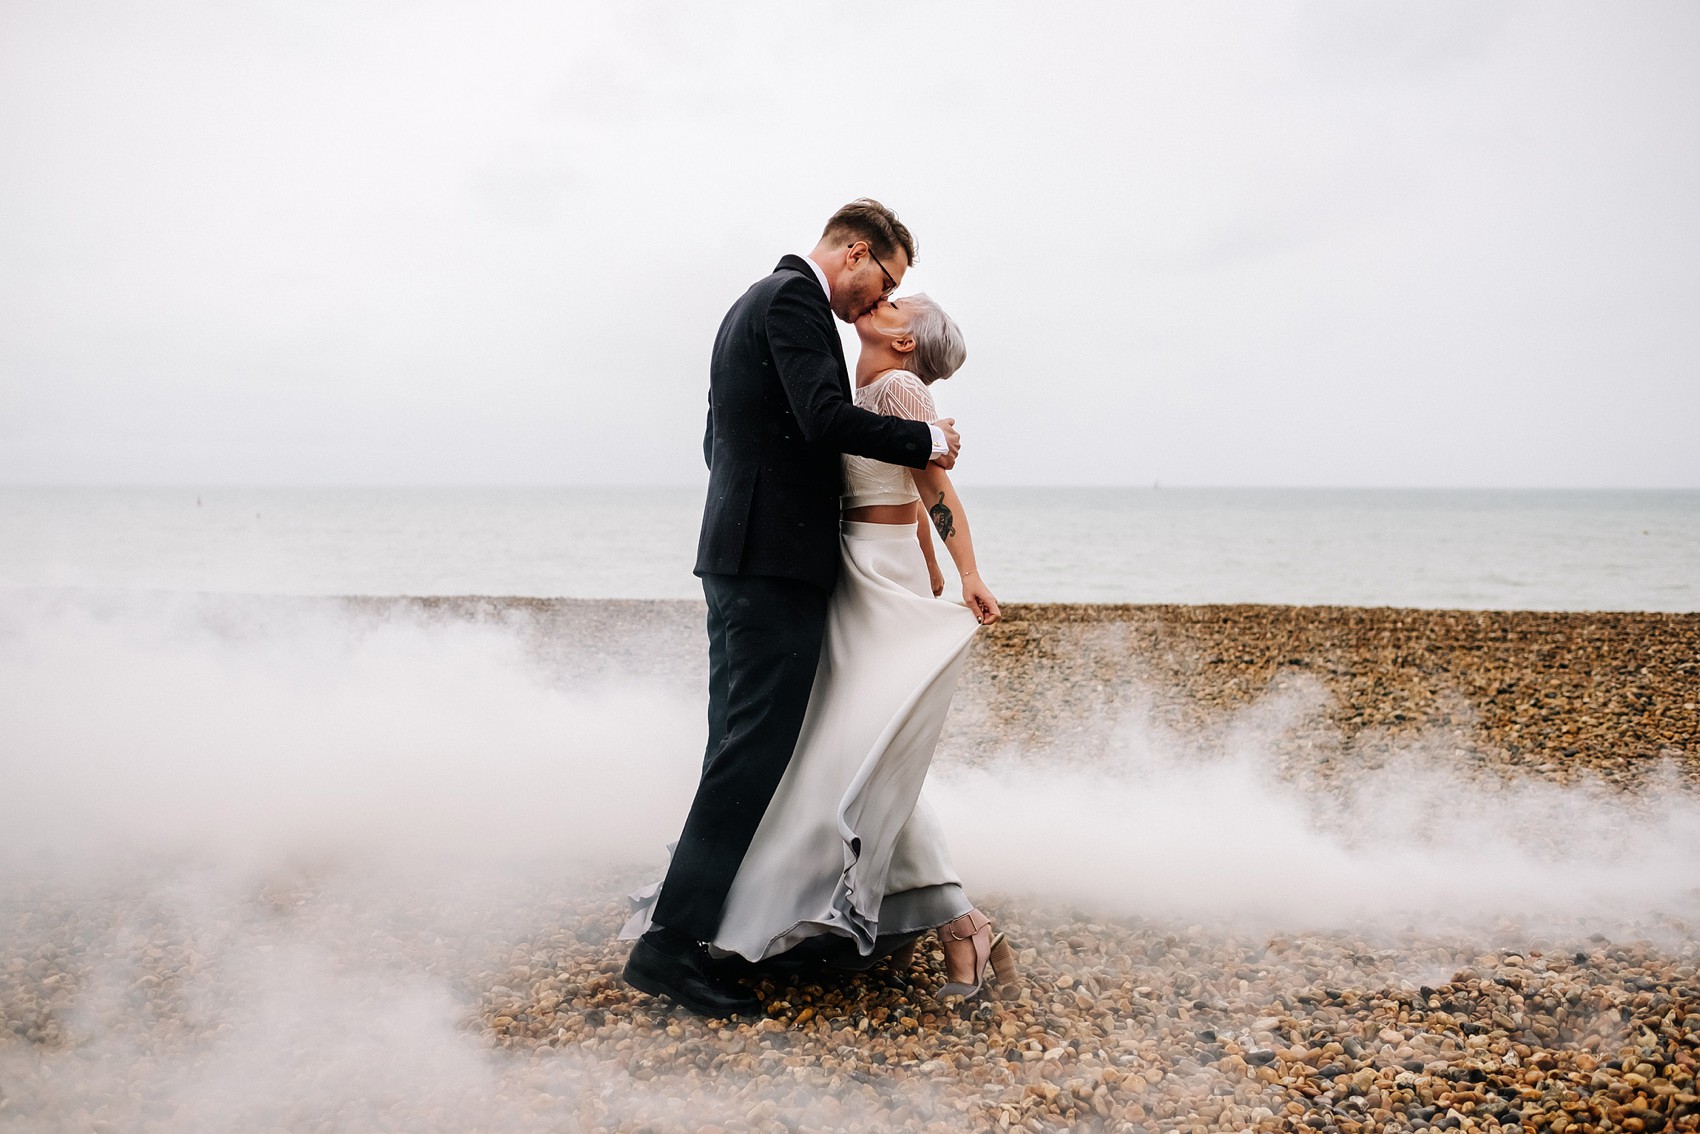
top-left (4, 482), bottom-right (1698, 493)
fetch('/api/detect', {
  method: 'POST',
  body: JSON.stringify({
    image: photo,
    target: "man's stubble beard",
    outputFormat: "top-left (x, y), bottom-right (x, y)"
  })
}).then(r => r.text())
top-left (830, 291), bottom-right (866, 325)
top-left (833, 290), bottom-right (878, 326)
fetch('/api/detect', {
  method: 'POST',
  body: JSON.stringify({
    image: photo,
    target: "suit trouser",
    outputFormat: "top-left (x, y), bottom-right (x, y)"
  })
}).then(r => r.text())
top-left (650, 572), bottom-right (830, 943)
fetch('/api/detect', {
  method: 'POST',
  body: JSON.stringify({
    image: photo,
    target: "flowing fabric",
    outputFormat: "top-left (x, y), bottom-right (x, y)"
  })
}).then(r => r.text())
top-left (624, 520), bottom-right (978, 960)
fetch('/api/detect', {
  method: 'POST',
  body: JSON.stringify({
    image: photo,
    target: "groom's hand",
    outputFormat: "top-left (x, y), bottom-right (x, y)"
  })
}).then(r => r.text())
top-left (930, 418), bottom-right (960, 469)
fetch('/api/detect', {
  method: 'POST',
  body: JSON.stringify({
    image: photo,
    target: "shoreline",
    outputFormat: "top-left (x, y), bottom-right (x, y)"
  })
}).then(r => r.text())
top-left (374, 596), bottom-right (1700, 788)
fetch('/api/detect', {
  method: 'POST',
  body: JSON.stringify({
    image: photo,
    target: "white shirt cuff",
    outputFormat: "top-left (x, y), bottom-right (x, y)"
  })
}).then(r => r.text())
top-left (928, 423), bottom-right (947, 458)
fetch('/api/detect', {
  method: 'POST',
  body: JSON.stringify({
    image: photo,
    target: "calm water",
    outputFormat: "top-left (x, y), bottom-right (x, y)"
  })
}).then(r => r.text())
top-left (1, 486), bottom-right (1696, 610)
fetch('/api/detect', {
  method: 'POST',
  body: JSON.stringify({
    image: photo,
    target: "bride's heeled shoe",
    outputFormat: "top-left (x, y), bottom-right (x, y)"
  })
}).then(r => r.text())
top-left (936, 910), bottom-right (1018, 1000)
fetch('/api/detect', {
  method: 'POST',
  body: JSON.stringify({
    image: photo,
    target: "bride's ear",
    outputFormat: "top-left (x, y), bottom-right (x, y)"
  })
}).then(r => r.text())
top-left (892, 334), bottom-right (916, 356)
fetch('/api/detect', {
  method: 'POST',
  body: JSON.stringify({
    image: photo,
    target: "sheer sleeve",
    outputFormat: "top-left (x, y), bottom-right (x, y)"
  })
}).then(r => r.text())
top-left (876, 370), bottom-right (937, 423)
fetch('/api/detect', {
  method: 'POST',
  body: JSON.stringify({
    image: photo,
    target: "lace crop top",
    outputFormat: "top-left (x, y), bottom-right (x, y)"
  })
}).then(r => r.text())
top-left (842, 370), bottom-right (936, 509)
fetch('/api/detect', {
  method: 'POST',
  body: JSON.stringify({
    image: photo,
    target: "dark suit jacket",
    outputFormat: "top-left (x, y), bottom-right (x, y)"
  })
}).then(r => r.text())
top-left (694, 255), bottom-right (933, 590)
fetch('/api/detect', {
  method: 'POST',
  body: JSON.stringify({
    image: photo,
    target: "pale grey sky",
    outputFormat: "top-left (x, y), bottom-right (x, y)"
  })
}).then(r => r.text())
top-left (2, 1), bottom-right (1697, 488)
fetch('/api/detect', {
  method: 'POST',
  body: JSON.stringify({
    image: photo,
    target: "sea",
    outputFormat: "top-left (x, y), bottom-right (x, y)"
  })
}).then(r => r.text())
top-left (2, 486), bottom-right (1695, 610)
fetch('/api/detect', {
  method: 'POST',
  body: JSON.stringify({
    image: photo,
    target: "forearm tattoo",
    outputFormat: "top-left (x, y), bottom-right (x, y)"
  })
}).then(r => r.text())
top-left (929, 493), bottom-right (956, 540)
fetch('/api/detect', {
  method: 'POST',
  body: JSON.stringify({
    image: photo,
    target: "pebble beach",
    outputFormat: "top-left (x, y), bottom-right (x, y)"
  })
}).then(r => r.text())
top-left (3, 600), bottom-right (1697, 1133)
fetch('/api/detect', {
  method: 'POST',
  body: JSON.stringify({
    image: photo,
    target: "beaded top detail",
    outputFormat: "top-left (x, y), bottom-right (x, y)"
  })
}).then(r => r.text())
top-left (842, 370), bottom-right (935, 509)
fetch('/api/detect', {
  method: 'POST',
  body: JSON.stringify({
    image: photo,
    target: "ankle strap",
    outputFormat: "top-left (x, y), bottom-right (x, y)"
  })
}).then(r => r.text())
top-left (939, 910), bottom-right (990, 941)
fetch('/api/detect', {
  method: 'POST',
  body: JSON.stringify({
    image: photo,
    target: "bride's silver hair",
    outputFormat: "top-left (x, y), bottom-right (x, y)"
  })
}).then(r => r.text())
top-left (899, 293), bottom-right (967, 384)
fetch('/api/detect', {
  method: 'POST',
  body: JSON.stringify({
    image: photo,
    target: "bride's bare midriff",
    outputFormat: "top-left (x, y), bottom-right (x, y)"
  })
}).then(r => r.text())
top-left (842, 504), bottom-right (916, 525)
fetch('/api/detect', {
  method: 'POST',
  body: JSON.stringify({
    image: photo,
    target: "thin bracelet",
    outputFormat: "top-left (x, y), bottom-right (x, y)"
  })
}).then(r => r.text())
top-left (962, 570), bottom-right (980, 578)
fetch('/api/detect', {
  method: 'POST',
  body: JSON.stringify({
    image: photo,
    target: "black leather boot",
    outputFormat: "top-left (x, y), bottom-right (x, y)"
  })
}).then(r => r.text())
top-left (622, 930), bottom-right (760, 1018)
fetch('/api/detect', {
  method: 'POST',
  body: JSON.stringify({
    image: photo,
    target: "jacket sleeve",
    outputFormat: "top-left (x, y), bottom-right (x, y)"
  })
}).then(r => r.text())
top-left (703, 395), bottom-right (714, 469)
top-left (764, 281), bottom-right (932, 469)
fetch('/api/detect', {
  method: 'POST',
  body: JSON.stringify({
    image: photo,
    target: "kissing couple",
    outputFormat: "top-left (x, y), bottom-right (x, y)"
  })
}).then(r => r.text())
top-left (621, 199), bottom-right (1015, 1017)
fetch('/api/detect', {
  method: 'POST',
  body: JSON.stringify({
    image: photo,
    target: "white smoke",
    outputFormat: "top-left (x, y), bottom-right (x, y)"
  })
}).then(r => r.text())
top-left (0, 590), bottom-right (701, 874)
top-left (934, 679), bottom-right (1700, 932)
top-left (2, 591), bottom-right (1695, 1131)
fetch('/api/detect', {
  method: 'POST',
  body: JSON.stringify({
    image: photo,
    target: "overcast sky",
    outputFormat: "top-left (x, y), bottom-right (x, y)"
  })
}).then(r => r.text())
top-left (3, 1), bottom-right (1697, 488)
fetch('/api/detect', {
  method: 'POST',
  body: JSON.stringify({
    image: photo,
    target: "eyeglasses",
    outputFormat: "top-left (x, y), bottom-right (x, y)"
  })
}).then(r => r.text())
top-left (852, 242), bottom-right (899, 296)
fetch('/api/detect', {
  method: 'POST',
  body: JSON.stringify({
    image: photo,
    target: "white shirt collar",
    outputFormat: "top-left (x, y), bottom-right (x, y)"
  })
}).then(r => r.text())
top-left (800, 254), bottom-right (831, 300)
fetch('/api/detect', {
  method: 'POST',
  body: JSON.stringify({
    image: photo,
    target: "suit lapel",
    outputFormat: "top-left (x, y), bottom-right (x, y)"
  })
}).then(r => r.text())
top-left (773, 255), bottom-right (850, 393)
top-left (829, 316), bottom-right (848, 392)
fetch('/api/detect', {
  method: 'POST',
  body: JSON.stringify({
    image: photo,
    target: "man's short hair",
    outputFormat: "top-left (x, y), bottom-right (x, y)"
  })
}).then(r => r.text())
top-left (821, 198), bottom-right (917, 267)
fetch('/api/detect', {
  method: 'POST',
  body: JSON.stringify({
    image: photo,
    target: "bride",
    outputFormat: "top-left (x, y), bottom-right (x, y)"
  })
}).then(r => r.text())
top-left (629, 293), bottom-right (1014, 1000)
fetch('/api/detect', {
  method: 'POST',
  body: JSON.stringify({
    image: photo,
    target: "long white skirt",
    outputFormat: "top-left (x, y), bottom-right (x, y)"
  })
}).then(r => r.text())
top-left (624, 520), bottom-right (979, 962)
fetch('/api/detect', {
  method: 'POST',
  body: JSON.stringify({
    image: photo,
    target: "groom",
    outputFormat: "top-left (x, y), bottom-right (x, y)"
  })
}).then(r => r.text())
top-left (623, 199), bottom-right (961, 1016)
